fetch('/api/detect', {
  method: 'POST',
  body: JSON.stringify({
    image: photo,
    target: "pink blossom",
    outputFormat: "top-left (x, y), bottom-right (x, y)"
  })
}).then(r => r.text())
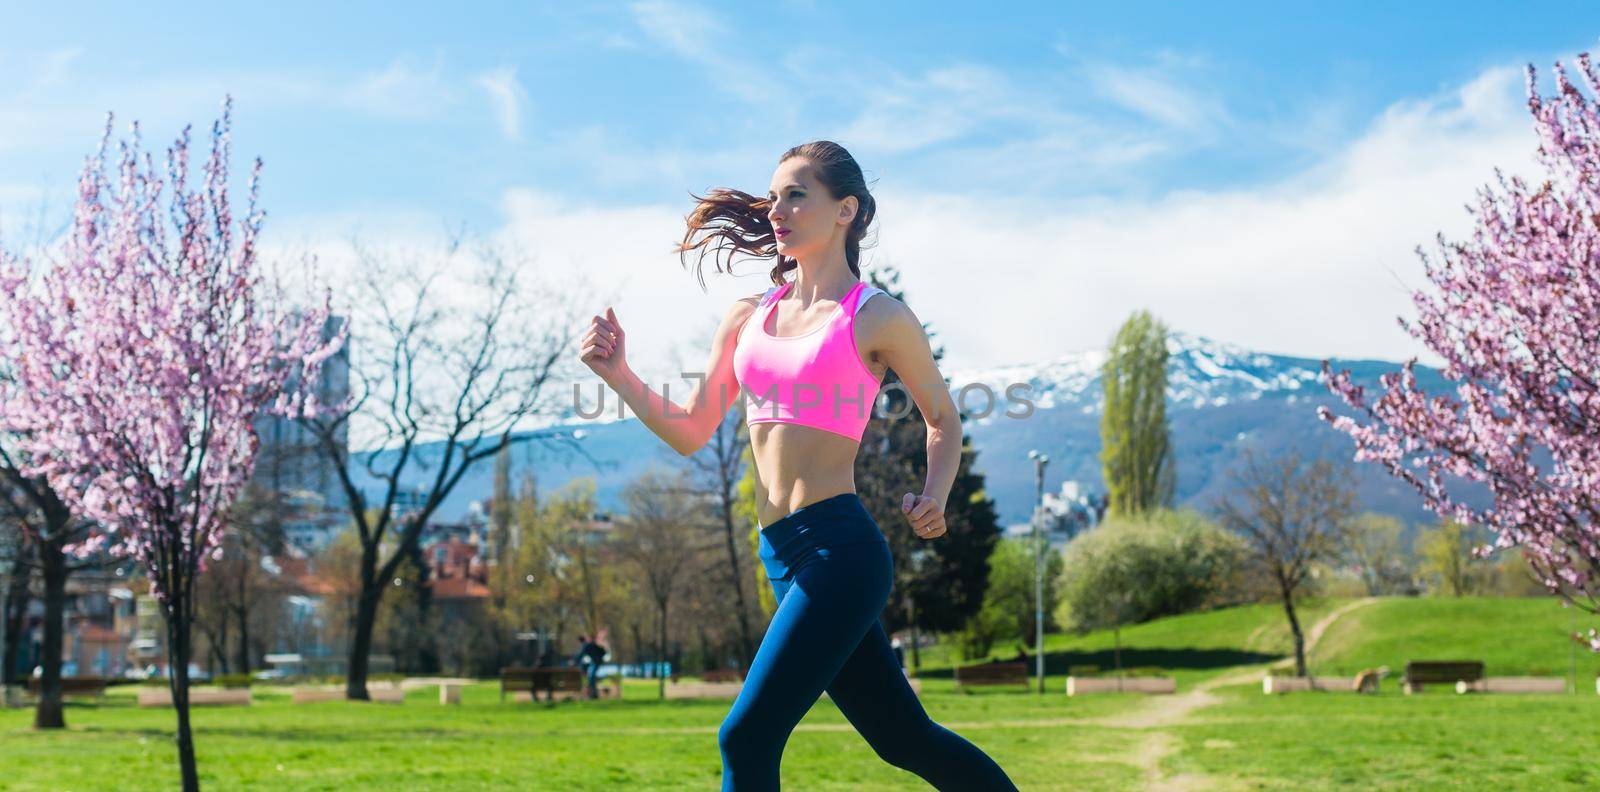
top-left (1322, 50), bottom-right (1600, 629)
top-left (0, 96), bottom-right (345, 606)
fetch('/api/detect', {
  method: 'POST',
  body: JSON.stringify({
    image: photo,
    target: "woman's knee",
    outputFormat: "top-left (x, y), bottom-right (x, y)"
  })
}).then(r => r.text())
top-left (865, 716), bottom-right (937, 770)
top-left (717, 711), bottom-right (768, 764)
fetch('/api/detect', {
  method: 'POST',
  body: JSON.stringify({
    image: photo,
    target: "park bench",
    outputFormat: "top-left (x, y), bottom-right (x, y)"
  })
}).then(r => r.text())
top-left (290, 685), bottom-right (404, 704)
top-left (1402, 660), bottom-right (1484, 694)
top-left (138, 687), bottom-right (253, 707)
top-left (500, 666), bottom-right (586, 703)
top-left (1261, 674), bottom-right (1360, 694)
top-left (954, 662), bottom-right (1029, 691)
top-left (27, 676), bottom-right (108, 700)
top-left (1456, 676), bottom-right (1565, 694)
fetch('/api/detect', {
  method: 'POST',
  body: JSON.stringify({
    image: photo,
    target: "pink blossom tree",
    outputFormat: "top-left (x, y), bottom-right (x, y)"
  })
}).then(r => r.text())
top-left (0, 97), bottom-right (343, 791)
top-left (1320, 50), bottom-right (1600, 647)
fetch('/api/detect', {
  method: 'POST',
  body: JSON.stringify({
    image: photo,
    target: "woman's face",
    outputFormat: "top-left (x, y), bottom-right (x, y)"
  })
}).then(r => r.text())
top-left (766, 158), bottom-right (855, 260)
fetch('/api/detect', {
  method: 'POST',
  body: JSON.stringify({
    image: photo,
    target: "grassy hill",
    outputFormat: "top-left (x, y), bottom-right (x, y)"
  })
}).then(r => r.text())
top-left (915, 595), bottom-right (1600, 685)
top-left (914, 598), bottom-right (1348, 685)
top-left (1311, 596), bottom-right (1600, 678)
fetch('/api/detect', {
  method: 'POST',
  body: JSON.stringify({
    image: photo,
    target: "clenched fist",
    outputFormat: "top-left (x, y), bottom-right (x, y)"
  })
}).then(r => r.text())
top-left (580, 307), bottom-right (629, 384)
top-left (902, 492), bottom-right (947, 540)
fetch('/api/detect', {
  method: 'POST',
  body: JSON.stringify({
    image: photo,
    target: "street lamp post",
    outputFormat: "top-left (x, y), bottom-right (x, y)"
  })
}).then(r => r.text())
top-left (1027, 449), bottom-right (1048, 695)
top-left (0, 532), bottom-right (15, 707)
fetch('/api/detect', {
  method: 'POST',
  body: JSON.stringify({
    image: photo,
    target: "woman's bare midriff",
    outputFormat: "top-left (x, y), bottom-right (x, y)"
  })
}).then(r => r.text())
top-left (748, 422), bottom-right (864, 527)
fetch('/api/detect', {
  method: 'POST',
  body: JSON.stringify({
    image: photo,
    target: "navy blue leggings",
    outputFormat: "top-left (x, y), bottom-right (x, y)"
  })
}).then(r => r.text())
top-left (717, 492), bottom-right (1018, 791)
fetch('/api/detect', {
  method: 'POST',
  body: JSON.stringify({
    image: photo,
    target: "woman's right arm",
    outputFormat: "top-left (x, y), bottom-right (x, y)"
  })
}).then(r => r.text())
top-left (581, 297), bottom-right (759, 457)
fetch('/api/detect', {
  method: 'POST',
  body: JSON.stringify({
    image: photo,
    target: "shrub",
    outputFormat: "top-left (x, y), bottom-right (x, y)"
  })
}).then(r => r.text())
top-left (1060, 508), bottom-right (1246, 632)
top-left (957, 537), bottom-right (1061, 661)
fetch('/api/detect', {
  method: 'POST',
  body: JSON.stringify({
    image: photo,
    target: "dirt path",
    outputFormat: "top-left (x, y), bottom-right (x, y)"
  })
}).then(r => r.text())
top-left (1090, 597), bottom-right (1379, 791)
top-left (563, 599), bottom-right (1383, 788)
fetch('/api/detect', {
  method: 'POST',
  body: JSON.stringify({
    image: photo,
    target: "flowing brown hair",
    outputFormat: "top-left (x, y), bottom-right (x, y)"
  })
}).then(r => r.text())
top-left (676, 141), bottom-right (877, 290)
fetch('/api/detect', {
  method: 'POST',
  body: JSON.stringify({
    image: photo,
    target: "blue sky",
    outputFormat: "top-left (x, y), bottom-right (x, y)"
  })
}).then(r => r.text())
top-left (6, 1), bottom-right (1600, 376)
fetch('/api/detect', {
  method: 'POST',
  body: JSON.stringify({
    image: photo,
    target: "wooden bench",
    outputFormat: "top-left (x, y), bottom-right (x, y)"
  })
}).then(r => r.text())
top-left (954, 662), bottom-right (1029, 691)
top-left (1457, 676), bottom-right (1566, 694)
top-left (500, 666), bottom-right (586, 702)
top-left (1403, 661), bottom-right (1484, 694)
top-left (1068, 676), bottom-right (1175, 695)
top-left (1261, 675), bottom-right (1360, 694)
top-left (27, 676), bottom-right (109, 700)
top-left (291, 685), bottom-right (404, 704)
top-left (703, 669), bottom-right (744, 684)
top-left (665, 681), bottom-right (742, 700)
top-left (138, 687), bottom-right (253, 708)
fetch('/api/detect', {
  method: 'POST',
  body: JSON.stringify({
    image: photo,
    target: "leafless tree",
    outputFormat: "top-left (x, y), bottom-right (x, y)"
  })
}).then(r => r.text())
top-left (192, 483), bottom-right (291, 675)
top-left (1213, 448), bottom-right (1354, 677)
top-left (684, 409), bottom-right (758, 670)
top-left (0, 445), bottom-right (104, 729)
top-left (298, 233), bottom-right (591, 699)
top-left (615, 468), bottom-right (714, 699)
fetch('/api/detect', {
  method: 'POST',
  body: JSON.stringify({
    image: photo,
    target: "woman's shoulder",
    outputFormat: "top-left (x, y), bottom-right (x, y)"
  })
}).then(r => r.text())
top-left (853, 283), bottom-right (902, 323)
top-left (717, 287), bottom-right (772, 338)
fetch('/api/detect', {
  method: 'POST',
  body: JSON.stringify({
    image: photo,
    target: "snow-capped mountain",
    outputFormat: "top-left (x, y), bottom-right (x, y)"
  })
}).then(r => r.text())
top-left (348, 333), bottom-right (1452, 532)
top-left (951, 332), bottom-right (1451, 528)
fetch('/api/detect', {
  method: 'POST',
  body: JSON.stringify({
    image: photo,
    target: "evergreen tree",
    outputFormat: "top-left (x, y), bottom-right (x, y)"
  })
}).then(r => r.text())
top-left (1100, 310), bottom-right (1175, 517)
top-left (856, 266), bottom-right (1001, 639)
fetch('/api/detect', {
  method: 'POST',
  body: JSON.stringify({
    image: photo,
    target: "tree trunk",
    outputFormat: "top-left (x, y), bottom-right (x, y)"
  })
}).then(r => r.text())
top-left (234, 562), bottom-right (252, 673)
top-left (657, 602), bottom-right (668, 701)
top-left (911, 619), bottom-right (922, 671)
top-left (578, 544), bottom-right (600, 638)
top-left (1114, 625), bottom-right (1123, 691)
top-left (3, 568), bottom-right (29, 686)
top-left (1280, 583), bottom-right (1306, 677)
top-left (346, 587), bottom-right (380, 700)
top-left (720, 512), bottom-right (756, 669)
top-left (33, 541), bottom-right (65, 730)
top-left (165, 591), bottom-right (199, 792)
top-left (234, 612), bottom-right (250, 675)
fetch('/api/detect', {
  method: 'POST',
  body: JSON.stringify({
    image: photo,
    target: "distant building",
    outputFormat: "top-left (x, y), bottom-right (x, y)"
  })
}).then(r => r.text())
top-left (251, 313), bottom-right (350, 554)
top-left (1003, 479), bottom-right (1106, 549)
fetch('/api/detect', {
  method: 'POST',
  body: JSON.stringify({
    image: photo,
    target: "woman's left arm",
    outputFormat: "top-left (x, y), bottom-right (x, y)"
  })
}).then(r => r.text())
top-left (872, 298), bottom-right (962, 540)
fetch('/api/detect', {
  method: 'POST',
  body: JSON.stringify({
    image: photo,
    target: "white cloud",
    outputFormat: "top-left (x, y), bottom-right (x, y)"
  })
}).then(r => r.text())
top-left (264, 59), bottom-right (1544, 389)
top-left (1086, 59), bottom-right (1229, 134)
top-left (477, 65), bottom-right (529, 140)
top-left (629, 0), bottom-right (719, 61)
top-left (824, 52), bottom-right (1210, 182)
top-left (342, 56), bottom-right (457, 119)
top-left (525, 54), bottom-right (1528, 375)
top-left (213, 51), bottom-right (1572, 456)
top-left (626, 0), bottom-right (793, 122)
top-left (11, 48), bottom-right (83, 96)
top-left (866, 65), bottom-right (1537, 369)
top-left (836, 63), bottom-right (1033, 154)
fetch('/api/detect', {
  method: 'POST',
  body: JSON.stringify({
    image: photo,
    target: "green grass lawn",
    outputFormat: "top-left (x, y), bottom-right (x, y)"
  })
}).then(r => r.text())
top-left (6, 595), bottom-right (1600, 790)
top-left (1170, 682), bottom-right (1600, 791)
top-left (1311, 596), bottom-right (1600, 679)
top-left (916, 597), bottom-right (1349, 687)
top-left (0, 680), bottom-right (1146, 791)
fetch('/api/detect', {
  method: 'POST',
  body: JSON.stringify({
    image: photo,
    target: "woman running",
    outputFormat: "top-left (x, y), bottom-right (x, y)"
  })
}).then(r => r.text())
top-left (579, 141), bottom-right (1018, 791)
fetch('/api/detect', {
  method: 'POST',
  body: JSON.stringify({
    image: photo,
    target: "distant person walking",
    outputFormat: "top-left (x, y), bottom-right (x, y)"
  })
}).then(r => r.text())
top-left (582, 141), bottom-right (1017, 790)
top-left (571, 635), bottom-right (606, 699)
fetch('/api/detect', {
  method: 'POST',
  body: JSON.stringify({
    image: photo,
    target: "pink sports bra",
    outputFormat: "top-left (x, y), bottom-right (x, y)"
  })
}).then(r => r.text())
top-left (732, 279), bottom-right (885, 442)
